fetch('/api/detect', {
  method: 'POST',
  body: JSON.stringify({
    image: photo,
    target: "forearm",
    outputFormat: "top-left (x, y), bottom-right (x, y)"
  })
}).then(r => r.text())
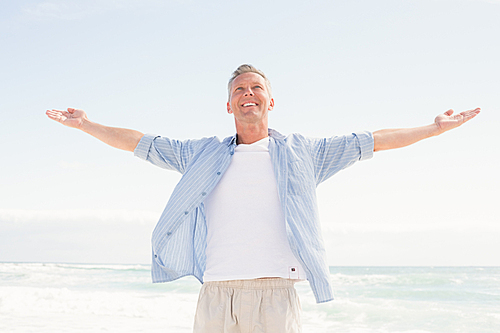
top-left (373, 123), bottom-right (441, 152)
top-left (80, 119), bottom-right (144, 152)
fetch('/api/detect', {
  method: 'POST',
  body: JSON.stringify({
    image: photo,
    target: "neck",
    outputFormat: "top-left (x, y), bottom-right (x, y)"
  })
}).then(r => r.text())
top-left (235, 121), bottom-right (269, 145)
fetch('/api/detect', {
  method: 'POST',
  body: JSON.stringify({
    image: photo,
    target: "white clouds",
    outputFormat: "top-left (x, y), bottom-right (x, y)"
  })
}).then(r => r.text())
top-left (429, 0), bottom-right (500, 5)
top-left (0, 208), bottom-right (158, 225)
top-left (0, 209), bottom-right (158, 263)
top-left (322, 225), bottom-right (500, 266)
top-left (20, 0), bottom-right (167, 21)
top-left (23, 2), bottom-right (69, 20)
top-left (321, 221), bottom-right (500, 234)
top-left (2, 208), bottom-right (497, 265)
top-left (470, 0), bottom-right (500, 3)
top-left (22, 1), bottom-right (96, 21)
top-left (3, 0), bottom-right (497, 266)
top-left (57, 160), bottom-right (98, 170)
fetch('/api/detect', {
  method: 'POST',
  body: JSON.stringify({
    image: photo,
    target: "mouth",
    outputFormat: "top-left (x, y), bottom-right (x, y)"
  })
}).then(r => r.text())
top-left (241, 102), bottom-right (258, 107)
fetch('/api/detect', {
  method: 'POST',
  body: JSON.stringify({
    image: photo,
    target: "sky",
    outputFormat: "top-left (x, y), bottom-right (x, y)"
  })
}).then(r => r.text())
top-left (1, 0), bottom-right (499, 266)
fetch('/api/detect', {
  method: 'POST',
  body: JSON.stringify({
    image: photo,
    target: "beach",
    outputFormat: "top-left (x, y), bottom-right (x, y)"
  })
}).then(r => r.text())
top-left (1, 263), bottom-right (499, 332)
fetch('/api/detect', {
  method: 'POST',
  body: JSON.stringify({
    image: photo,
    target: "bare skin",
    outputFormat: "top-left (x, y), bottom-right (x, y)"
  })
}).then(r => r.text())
top-left (224, 73), bottom-right (481, 148)
top-left (372, 108), bottom-right (481, 151)
top-left (46, 79), bottom-right (480, 278)
top-left (46, 108), bottom-right (143, 152)
top-left (226, 72), bottom-right (274, 144)
top-left (46, 73), bottom-right (480, 152)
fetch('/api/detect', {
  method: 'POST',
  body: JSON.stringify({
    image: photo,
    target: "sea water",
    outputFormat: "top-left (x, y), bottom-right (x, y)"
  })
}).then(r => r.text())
top-left (0, 263), bottom-right (499, 332)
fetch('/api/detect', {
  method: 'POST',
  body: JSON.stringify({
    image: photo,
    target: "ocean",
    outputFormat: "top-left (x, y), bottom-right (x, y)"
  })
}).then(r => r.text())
top-left (0, 263), bottom-right (498, 332)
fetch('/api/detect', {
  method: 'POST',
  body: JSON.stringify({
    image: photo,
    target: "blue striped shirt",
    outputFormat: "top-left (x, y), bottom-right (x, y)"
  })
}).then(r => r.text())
top-left (134, 128), bottom-right (374, 303)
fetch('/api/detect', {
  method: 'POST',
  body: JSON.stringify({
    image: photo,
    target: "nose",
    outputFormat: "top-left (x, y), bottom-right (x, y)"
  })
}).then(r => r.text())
top-left (244, 87), bottom-right (254, 96)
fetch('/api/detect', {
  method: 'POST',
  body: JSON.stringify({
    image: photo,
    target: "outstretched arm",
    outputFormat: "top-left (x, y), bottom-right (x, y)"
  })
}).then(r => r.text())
top-left (373, 108), bottom-right (480, 152)
top-left (46, 108), bottom-right (144, 152)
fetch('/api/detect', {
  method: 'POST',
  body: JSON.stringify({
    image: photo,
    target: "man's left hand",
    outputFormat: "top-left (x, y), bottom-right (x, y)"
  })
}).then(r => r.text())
top-left (435, 108), bottom-right (481, 134)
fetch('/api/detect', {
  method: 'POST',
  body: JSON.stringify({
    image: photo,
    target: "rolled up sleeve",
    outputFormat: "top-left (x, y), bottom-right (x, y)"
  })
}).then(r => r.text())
top-left (356, 131), bottom-right (374, 161)
top-left (134, 134), bottom-right (201, 174)
top-left (134, 133), bottom-right (157, 161)
top-left (311, 130), bottom-right (374, 184)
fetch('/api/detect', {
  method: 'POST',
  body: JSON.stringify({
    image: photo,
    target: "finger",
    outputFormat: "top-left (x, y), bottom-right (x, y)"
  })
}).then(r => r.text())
top-left (465, 107), bottom-right (480, 113)
top-left (462, 107), bottom-right (481, 113)
top-left (46, 110), bottom-right (68, 122)
top-left (462, 111), bottom-right (480, 122)
top-left (67, 108), bottom-right (75, 114)
top-left (48, 109), bottom-right (68, 117)
top-left (46, 111), bottom-right (63, 122)
top-left (444, 109), bottom-right (454, 116)
top-left (46, 110), bottom-right (57, 119)
top-left (461, 108), bottom-right (481, 115)
top-left (46, 110), bottom-right (61, 117)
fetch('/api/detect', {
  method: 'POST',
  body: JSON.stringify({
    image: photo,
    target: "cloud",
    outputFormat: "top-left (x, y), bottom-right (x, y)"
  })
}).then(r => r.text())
top-left (20, 0), bottom-right (167, 21)
top-left (22, 1), bottom-right (96, 21)
top-left (0, 209), bottom-right (159, 263)
top-left (0, 209), bottom-right (158, 225)
top-left (447, 0), bottom-right (500, 4)
top-left (57, 161), bottom-right (99, 170)
top-left (321, 221), bottom-right (500, 233)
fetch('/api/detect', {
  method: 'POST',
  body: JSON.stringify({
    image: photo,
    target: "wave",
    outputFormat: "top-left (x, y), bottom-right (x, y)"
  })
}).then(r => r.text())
top-left (1, 263), bottom-right (499, 333)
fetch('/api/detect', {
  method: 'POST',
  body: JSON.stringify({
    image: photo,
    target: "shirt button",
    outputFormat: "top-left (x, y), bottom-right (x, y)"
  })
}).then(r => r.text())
top-left (202, 192), bottom-right (207, 196)
top-left (166, 232), bottom-right (172, 236)
top-left (184, 211), bottom-right (189, 215)
top-left (154, 254), bottom-right (157, 258)
top-left (217, 172), bottom-right (221, 175)
top-left (230, 152), bottom-right (234, 155)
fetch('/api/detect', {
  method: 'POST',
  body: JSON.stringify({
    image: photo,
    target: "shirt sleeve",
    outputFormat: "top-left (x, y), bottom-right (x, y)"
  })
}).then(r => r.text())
top-left (309, 131), bottom-right (374, 185)
top-left (134, 133), bottom-right (201, 174)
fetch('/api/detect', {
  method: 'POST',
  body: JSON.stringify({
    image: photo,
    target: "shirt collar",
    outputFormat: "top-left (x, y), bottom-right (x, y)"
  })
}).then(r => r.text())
top-left (226, 128), bottom-right (285, 147)
top-left (268, 128), bottom-right (285, 140)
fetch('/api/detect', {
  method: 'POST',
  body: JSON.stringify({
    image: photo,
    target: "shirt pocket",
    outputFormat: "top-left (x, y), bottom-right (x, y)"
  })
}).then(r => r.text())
top-left (287, 160), bottom-right (312, 196)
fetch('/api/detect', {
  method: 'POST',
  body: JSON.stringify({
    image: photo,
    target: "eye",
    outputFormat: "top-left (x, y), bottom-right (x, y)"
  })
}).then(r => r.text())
top-left (254, 85), bottom-right (262, 89)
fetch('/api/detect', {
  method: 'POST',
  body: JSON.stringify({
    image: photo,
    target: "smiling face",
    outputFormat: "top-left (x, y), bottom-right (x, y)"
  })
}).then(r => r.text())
top-left (227, 72), bottom-right (274, 126)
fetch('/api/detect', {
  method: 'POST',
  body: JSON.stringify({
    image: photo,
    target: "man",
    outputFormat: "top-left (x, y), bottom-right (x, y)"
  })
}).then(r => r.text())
top-left (46, 64), bottom-right (480, 332)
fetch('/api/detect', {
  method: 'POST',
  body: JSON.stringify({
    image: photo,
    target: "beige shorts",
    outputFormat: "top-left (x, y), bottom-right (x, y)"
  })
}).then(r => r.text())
top-left (193, 278), bottom-right (302, 333)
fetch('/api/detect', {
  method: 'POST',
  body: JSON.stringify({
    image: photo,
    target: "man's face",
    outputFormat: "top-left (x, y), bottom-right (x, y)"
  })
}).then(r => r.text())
top-left (227, 72), bottom-right (274, 126)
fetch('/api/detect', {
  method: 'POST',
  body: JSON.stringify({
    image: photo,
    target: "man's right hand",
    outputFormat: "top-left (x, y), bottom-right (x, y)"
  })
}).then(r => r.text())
top-left (45, 107), bottom-right (144, 152)
top-left (46, 108), bottom-right (88, 129)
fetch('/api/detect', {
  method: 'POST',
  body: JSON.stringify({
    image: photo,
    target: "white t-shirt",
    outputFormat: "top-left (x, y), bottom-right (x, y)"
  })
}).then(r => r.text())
top-left (203, 137), bottom-right (306, 282)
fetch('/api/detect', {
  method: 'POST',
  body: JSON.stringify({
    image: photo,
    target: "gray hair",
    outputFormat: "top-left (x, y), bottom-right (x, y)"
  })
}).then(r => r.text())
top-left (227, 64), bottom-right (272, 101)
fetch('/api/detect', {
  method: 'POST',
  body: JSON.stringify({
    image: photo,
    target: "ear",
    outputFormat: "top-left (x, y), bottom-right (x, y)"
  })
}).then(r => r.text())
top-left (268, 98), bottom-right (275, 111)
top-left (227, 102), bottom-right (232, 114)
